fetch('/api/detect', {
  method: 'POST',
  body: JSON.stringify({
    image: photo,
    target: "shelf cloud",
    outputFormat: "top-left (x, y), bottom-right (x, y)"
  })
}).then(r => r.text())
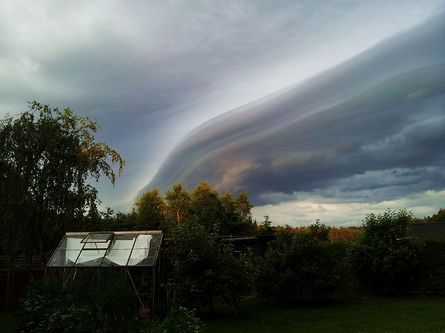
top-left (1, 1), bottom-right (444, 223)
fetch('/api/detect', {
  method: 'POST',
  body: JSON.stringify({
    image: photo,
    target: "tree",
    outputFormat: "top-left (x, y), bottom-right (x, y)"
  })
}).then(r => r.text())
top-left (134, 189), bottom-right (167, 230)
top-left (412, 208), bottom-right (445, 224)
top-left (351, 209), bottom-right (423, 294)
top-left (134, 182), bottom-right (255, 236)
top-left (171, 221), bottom-right (253, 312)
top-left (257, 224), bottom-right (340, 303)
top-left (221, 191), bottom-right (254, 234)
top-left (165, 184), bottom-right (191, 224)
top-left (189, 182), bottom-right (225, 234)
top-left (187, 182), bottom-right (254, 235)
top-left (171, 222), bottom-right (220, 310)
top-left (0, 101), bottom-right (124, 258)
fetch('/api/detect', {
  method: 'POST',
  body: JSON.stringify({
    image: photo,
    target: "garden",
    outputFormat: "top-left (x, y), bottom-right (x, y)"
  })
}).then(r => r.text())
top-left (1, 103), bottom-right (445, 332)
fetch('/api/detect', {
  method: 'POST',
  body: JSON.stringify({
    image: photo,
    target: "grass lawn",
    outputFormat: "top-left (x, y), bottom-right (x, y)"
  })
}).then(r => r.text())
top-left (0, 311), bottom-right (19, 333)
top-left (3, 296), bottom-right (444, 332)
top-left (203, 296), bottom-right (445, 333)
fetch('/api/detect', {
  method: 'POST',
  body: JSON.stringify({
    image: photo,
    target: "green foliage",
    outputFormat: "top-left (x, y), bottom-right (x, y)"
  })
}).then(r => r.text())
top-left (257, 225), bottom-right (340, 303)
top-left (20, 276), bottom-right (138, 333)
top-left (189, 183), bottom-right (226, 234)
top-left (257, 215), bottom-right (273, 235)
top-left (160, 306), bottom-right (204, 333)
top-left (90, 276), bottom-right (136, 332)
top-left (139, 307), bottom-right (204, 333)
top-left (217, 246), bottom-right (255, 310)
top-left (220, 191), bottom-right (254, 235)
top-left (412, 208), bottom-right (445, 223)
top-left (136, 182), bottom-right (254, 236)
top-left (0, 101), bottom-right (124, 256)
top-left (165, 184), bottom-right (191, 224)
top-left (351, 209), bottom-right (424, 294)
top-left (171, 222), bottom-right (253, 311)
top-left (412, 240), bottom-right (445, 295)
top-left (171, 222), bottom-right (220, 310)
top-left (20, 281), bottom-right (95, 333)
top-left (134, 189), bottom-right (167, 229)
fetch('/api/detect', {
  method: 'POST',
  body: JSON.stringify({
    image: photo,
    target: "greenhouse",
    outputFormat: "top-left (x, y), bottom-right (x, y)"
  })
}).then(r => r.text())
top-left (46, 230), bottom-right (164, 313)
top-left (47, 230), bottom-right (162, 267)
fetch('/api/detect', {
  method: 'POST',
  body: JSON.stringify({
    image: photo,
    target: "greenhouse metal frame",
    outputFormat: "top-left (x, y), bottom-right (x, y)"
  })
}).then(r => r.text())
top-left (47, 230), bottom-right (163, 313)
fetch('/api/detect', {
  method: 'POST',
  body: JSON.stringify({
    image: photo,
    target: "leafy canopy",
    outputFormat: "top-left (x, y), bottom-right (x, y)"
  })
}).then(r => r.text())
top-left (0, 101), bottom-right (124, 255)
top-left (134, 182), bottom-right (254, 236)
top-left (351, 209), bottom-right (423, 294)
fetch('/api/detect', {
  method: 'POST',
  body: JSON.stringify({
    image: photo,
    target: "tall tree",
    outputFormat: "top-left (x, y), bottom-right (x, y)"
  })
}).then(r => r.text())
top-left (134, 189), bottom-right (166, 229)
top-left (0, 101), bottom-right (125, 257)
top-left (189, 182), bottom-right (225, 234)
top-left (165, 183), bottom-right (190, 224)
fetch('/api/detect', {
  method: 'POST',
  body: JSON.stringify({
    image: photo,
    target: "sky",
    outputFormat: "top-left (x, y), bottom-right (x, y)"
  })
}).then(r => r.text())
top-left (1, 1), bottom-right (445, 226)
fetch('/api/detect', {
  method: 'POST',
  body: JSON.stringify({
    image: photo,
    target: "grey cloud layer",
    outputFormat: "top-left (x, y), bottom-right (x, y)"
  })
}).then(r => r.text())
top-left (148, 13), bottom-right (445, 206)
top-left (1, 1), bottom-right (444, 209)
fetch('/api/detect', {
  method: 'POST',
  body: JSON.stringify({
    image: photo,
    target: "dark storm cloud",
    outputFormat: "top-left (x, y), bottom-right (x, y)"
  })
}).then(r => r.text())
top-left (1, 1), bottom-right (444, 209)
top-left (148, 13), bottom-right (445, 206)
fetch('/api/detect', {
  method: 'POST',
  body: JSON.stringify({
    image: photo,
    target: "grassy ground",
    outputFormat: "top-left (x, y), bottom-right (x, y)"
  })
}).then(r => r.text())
top-left (0, 311), bottom-right (19, 333)
top-left (203, 296), bottom-right (445, 333)
top-left (2, 296), bottom-right (445, 332)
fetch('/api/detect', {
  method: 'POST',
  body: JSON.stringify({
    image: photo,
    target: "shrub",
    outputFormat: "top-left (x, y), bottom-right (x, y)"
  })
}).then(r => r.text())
top-left (139, 307), bottom-right (203, 333)
top-left (257, 225), bottom-right (340, 303)
top-left (20, 281), bottom-right (95, 333)
top-left (217, 246), bottom-right (255, 311)
top-left (413, 240), bottom-right (445, 295)
top-left (90, 275), bottom-right (136, 332)
top-left (351, 209), bottom-right (424, 294)
top-left (171, 222), bottom-right (253, 312)
top-left (171, 222), bottom-right (220, 310)
top-left (20, 275), bottom-right (139, 333)
top-left (161, 306), bottom-right (204, 333)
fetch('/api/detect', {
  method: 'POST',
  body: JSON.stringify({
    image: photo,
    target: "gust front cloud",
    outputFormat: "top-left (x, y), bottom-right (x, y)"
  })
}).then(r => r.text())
top-left (147, 13), bottom-right (445, 219)
top-left (1, 1), bottom-right (444, 210)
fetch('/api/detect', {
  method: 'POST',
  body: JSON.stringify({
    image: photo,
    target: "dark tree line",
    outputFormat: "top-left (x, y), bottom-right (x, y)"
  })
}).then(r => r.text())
top-left (0, 102), bottom-right (124, 259)
top-left (131, 182), bottom-right (254, 236)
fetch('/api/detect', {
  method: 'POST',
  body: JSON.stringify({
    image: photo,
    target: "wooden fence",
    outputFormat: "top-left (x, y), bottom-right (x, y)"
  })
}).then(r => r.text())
top-left (0, 256), bottom-right (48, 308)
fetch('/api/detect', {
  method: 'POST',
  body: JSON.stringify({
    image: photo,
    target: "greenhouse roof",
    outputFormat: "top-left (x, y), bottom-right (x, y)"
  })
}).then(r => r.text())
top-left (47, 231), bottom-right (163, 268)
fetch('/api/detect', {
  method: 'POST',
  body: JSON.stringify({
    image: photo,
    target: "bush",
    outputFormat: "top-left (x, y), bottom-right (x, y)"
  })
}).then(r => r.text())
top-left (139, 307), bottom-right (203, 333)
top-left (414, 240), bottom-right (445, 295)
top-left (20, 275), bottom-right (139, 333)
top-left (171, 222), bottom-right (253, 312)
top-left (257, 224), bottom-right (340, 303)
top-left (20, 281), bottom-right (95, 333)
top-left (160, 306), bottom-right (204, 333)
top-left (90, 275), bottom-right (136, 332)
top-left (171, 222), bottom-right (220, 310)
top-left (351, 209), bottom-right (424, 294)
top-left (217, 246), bottom-right (255, 311)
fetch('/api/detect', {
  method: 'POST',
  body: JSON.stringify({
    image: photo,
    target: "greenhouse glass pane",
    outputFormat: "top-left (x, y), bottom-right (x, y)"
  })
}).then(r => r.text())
top-left (103, 235), bottom-right (136, 266)
top-left (129, 234), bottom-right (162, 266)
top-left (127, 235), bottom-right (152, 266)
top-left (75, 249), bottom-right (106, 266)
top-left (65, 236), bottom-right (84, 250)
top-left (132, 234), bottom-right (152, 248)
top-left (102, 249), bottom-right (132, 266)
top-left (83, 242), bottom-right (110, 250)
top-left (82, 233), bottom-right (113, 243)
top-left (47, 231), bottom-right (163, 268)
top-left (48, 250), bottom-right (82, 267)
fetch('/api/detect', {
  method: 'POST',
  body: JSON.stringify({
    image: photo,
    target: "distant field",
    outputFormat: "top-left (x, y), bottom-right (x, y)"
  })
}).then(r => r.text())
top-left (203, 296), bottom-right (445, 333)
